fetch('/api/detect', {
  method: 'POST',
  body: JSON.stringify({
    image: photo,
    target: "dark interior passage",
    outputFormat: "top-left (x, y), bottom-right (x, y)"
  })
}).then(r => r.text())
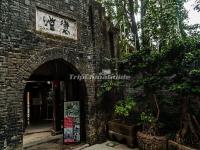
top-left (23, 59), bottom-right (87, 143)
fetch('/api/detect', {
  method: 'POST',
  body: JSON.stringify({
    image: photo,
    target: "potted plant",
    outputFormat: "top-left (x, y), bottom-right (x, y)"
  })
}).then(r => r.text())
top-left (136, 92), bottom-right (168, 150)
top-left (137, 111), bottom-right (168, 150)
top-left (108, 96), bottom-right (140, 148)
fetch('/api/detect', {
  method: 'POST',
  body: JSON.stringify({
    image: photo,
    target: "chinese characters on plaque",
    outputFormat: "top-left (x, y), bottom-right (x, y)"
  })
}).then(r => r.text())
top-left (36, 9), bottom-right (77, 40)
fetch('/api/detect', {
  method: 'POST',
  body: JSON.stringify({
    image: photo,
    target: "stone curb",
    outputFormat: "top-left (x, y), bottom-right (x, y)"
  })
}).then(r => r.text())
top-left (73, 144), bottom-right (90, 150)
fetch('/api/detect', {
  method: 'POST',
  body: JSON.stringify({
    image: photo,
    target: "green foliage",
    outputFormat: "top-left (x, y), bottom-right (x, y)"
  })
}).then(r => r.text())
top-left (140, 112), bottom-right (157, 124)
top-left (140, 111), bottom-right (160, 135)
top-left (97, 0), bottom-right (200, 144)
top-left (96, 0), bottom-right (140, 52)
top-left (190, 69), bottom-right (200, 78)
top-left (97, 0), bottom-right (191, 53)
top-left (166, 40), bottom-right (200, 95)
top-left (120, 37), bottom-right (200, 95)
top-left (97, 80), bottom-right (122, 97)
top-left (143, 0), bottom-right (187, 49)
top-left (170, 83), bottom-right (191, 94)
top-left (115, 97), bottom-right (136, 117)
top-left (119, 38), bottom-right (200, 141)
top-left (194, 0), bottom-right (200, 12)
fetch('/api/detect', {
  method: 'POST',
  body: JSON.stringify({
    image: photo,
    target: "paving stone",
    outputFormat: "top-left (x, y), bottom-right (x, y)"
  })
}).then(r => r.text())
top-left (82, 141), bottom-right (139, 150)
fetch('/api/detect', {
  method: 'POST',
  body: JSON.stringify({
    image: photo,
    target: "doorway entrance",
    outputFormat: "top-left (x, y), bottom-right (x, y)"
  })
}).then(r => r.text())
top-left (23, 59), bottom-right (86, 146)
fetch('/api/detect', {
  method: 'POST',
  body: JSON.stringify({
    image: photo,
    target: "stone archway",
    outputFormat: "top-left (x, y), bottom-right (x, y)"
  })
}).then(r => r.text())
top-left (7, 48), bottom-right (97, 148)
top-left (22, 58), bottom-right (88, 145)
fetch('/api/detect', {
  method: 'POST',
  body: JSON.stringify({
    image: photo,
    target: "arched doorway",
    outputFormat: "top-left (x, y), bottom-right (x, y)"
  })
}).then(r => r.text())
top-left (23, 59), bottom-right (86, 145)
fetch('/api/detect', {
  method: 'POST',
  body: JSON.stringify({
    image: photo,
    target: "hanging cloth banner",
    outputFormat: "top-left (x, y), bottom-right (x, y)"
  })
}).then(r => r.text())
top-left (64, 101), bottom-right (80, 144)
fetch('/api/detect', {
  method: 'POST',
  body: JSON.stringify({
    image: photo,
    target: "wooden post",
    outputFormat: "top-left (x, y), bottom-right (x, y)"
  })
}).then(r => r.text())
top-left (52, 80), bottom-right (61, 135)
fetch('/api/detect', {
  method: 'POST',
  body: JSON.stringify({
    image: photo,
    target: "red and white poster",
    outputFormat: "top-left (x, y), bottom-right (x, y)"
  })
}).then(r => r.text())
top-left (64, 101), bottom-right (80, 144)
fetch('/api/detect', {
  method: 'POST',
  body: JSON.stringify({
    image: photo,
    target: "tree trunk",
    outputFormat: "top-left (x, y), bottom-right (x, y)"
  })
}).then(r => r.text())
top-left (141, 0), bottom-right (150, 49)
top-left (128, 0), bottom-right (140, 51)
top-left (177, 96), bottom-right (200, 146)
top-left (153, 94), bottom-right (160, 121)
top-left (180, 97), bottom-right (189, 140)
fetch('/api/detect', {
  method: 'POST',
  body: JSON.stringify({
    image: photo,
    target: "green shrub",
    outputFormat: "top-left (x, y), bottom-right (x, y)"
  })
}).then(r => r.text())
top-left (114, 97), bottom-right (136, 118)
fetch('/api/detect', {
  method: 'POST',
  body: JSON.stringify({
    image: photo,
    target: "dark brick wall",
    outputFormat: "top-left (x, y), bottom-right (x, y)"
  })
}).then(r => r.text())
top-left (0, 0), bottom-right (118, 149)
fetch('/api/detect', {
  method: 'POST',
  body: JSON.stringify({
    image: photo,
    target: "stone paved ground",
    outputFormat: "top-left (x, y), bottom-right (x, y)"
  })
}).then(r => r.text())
top-left (24, 131), bottom-right (139, 150)
top-left (25, 140), bottom-right (139, 150)
top-left (23, 132), bottom-right (52, 146)
top-left (83, 141), bottom-right (139, 150)
top-left (24, 138), bottom-right (88, 150)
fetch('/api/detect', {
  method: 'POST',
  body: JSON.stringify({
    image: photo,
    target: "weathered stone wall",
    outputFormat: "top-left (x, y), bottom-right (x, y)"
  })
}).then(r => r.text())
top-left (0, 0), bottom-right (118, 149)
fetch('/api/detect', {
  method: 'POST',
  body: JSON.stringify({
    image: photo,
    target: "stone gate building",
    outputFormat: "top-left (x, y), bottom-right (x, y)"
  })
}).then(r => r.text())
top-left (0, 0), bottom-right (119, 149)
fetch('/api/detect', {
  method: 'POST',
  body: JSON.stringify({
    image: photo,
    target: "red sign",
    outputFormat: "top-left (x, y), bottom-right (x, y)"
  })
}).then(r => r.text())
top-left (64, 117), bottom-right (74, 128)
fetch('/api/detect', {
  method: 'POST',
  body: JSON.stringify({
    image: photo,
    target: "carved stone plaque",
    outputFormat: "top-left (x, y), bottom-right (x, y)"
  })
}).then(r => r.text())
top-left (36, 9), bottom-right (77, 40)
